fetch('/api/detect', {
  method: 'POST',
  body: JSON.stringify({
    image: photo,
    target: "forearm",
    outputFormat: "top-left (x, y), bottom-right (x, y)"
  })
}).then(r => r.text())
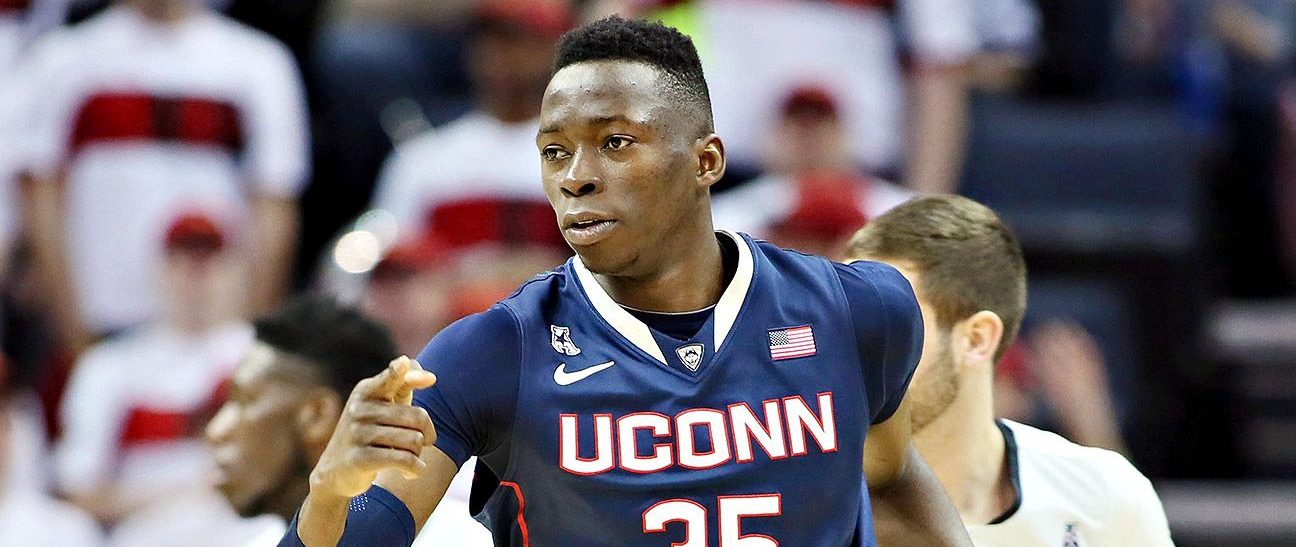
top-left (292, 487), bottom-right (350, 547)
top-left (869, 446), bottom-right (971, 546)
top-left (24, 172), bottom-right (89, 350)
top-left (250, 195), bottom-right (299, 316)
top-left (905, 65), bottom-right (970, 195)
top-left (288, 484), bottom-right (420, 547)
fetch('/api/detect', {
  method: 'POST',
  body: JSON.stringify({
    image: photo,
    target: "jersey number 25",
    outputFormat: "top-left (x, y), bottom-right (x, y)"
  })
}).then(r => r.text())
top-left (642, 493), bottom-right (782, 546)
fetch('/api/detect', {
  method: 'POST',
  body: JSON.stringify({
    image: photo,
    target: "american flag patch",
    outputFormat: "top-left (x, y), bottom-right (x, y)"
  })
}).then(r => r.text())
top-left (769, 325), bottom-right (816, 360)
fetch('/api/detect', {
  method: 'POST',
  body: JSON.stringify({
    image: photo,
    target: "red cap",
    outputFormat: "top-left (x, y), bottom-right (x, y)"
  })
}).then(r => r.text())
top-left (771, 174), bottom-right (867, 241)
top-left (164, 213), bottom-right (226, 252)
top-left (475, 0), bottom-right (575, 40)
top-left (781, 85), bottom-right (839, 119)
top-left (370, 237), bottom-right (450, 282)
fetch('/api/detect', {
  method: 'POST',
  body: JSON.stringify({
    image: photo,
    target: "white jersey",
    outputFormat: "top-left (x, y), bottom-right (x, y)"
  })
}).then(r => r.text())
top-left (711, 174), bottom-right (914, 238)
top-left (371, 111), bottom-right (544, 238)
top-left (967, 420), bottom-right (1174, 546)
top-left (0, 489), bottom-right (105, 547)
top-left (690, 0), bottom-right (977, 172)
top-left (54, 323), bottom-right (253, 507)
top-left (16, 5), bottom-right (308, 332)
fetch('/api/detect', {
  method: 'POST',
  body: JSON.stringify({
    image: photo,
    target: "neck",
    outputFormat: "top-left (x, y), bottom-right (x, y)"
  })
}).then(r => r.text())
top-left (126, 0), bottom-right (191, 22)
top-left (913, 372), bottom-right (1013, 525)
top-left (596, 224), bottom-right (727, 313)
top-left (263, 474), bottom-right (312, 521)
top-left (164, 309), bottom-right (227, 335)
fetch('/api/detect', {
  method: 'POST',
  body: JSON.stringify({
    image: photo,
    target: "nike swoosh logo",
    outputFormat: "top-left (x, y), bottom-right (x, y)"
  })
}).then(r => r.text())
top-left (553, 361), bottom-right (616, 386)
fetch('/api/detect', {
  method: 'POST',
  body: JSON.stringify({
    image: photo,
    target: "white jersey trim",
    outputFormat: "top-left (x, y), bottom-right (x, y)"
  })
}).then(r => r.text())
top-left (571, 231), bottom-right (753, 365)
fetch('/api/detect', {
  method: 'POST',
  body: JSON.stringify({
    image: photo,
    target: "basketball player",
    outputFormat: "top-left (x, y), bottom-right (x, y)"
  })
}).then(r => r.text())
top-left (285, 17), bottom-right (970, 547)
top-left (846, 195), bottom-right (1173, 545)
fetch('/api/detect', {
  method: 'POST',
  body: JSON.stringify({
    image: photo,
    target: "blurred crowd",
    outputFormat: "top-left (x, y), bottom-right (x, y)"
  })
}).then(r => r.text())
top-left (0, 0), bottom-right (1293, 544)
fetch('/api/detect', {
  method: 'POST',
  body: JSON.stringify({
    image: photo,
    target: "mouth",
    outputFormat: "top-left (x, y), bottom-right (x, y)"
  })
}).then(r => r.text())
top-left (563, 214), bottom-right (618, 246)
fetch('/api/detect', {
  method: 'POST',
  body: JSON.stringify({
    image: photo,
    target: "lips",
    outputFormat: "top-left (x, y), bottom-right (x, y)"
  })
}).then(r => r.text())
top-left (563, 213), bottom-right (618, 246)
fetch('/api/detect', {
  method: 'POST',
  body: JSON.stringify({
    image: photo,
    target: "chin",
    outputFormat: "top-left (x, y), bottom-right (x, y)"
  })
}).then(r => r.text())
top-left (574, 245), bottom-right (636, 277)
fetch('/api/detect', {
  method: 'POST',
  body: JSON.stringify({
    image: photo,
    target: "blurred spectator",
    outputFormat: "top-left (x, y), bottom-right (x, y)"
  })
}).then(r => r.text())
top-left (362, 0), bottom-right (571, 311)
top-left (618, 0), bottom-right (977, 193)
top-left (1, 0), bottom-right (70, 274)
top-left (52, 213), bottom-right (261, 544)
top-left (295, 0), bottom-right (478, 283)
top-left (994, 321), bottom-right (1129, 454)
top-left (0, 0), bottom-right (68, 73)
top-left (360, 238), bottom-right (456, 357)
top-left (17, 0), bottom-right (308, 349)
top-left (369, 0), bottom-right (570, 234)
top-left (969, 0), bottom-right (1041, 93)
top-left (0, 365), bottom-right (106, 547)
top-left (1209, 0), bottom-right (1296, 297)
top-left (711, 86), bottom-right (913, 259)
top-left (204, 295), bottom-right (490, 546)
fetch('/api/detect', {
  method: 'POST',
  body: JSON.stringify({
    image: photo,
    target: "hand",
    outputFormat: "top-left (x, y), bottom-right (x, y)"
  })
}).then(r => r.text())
top-left (1028, 321), bottom-right (1127, 453)
top-left (309, 356), bottom-right (439, 499)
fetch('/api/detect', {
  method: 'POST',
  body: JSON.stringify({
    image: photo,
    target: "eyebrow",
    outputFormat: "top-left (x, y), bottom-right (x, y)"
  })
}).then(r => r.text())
top-left (538, 114), bottom-right (640, 136)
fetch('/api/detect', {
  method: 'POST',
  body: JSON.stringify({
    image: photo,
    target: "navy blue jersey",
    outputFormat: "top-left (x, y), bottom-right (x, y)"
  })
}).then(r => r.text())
top-left (414, 232), bottom-right (922, 547)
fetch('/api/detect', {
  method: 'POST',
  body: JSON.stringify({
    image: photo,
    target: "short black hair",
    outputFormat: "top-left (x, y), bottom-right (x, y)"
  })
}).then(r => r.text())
top-left (254, 295), bottom-right (398, 399)
top-left (554, 15), bottom-right (713, 132)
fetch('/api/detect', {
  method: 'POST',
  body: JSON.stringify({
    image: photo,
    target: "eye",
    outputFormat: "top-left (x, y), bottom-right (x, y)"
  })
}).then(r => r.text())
top-left (604, 135), bottom-right (634, 151)
top-left (542, 145), bottom-right (571, 161)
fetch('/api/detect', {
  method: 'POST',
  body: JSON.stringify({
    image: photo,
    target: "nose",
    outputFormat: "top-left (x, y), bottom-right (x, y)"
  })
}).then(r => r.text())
top-left (205, 404), bottom-right (235, 444)
top-left (559, 149), bottom-right (603, 198)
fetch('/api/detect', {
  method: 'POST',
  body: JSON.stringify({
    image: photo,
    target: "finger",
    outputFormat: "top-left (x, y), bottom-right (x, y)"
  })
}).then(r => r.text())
top-left (394, 358), bottom-right (437, 405)
top-left (348, 402), bottom-right (436, 446)
top-left (354, 424), bottom-right (427, 457)
top-left (349, 446), bottom-right (427, 479)
top-left (354, 356), bottom-right (427, 403)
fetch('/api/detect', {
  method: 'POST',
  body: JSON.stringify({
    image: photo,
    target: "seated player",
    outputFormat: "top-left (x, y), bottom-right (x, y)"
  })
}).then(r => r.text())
top-left (205, 296), bottom-right (490, 546)
top-left (284, 16), bottom-right (970, 547)
top-left (53, 213), bottom-right (258, 547)
top-left (845, 195), bottom-right (1173, 545)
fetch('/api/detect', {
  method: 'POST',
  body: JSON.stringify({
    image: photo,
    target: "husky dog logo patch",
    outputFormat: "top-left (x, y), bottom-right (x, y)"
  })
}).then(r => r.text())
top-left (676, 343), bottom-right (705, 371)
top-left (550, 325), bottom-right (582, 356)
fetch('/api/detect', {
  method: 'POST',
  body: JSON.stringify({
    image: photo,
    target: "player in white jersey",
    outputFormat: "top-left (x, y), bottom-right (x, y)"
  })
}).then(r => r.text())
top-left (847, 195), bottom-right (1173, 546)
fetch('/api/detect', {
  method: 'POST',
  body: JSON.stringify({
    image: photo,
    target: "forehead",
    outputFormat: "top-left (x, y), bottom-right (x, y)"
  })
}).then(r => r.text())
top-left (232, 342), bottom-right (316, 390)
top-left (540, 61), bottom-right (673, 130)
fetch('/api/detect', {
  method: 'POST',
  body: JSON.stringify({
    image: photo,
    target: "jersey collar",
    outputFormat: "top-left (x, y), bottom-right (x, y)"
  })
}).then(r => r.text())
top-left (572, 230), bottom-right (755, 365)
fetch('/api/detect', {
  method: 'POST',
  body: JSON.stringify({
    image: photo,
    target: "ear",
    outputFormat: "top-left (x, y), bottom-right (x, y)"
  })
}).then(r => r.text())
top-left (953, 310), bottom-right (1005, 371)
top-left (295, 389), bottom-right (344, 446)
top-left (695, 133), bottom-right (726, 189)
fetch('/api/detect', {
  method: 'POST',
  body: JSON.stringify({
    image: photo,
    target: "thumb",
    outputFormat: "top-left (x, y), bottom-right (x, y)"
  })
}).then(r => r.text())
top-left (366, 356), bottom-right (434, 404)
top-left (395, 358), bottom-right (437, 405)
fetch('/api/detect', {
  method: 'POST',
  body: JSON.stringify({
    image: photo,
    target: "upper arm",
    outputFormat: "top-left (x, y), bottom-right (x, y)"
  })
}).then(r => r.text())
top-left (18, 38), bottom-right (75, 180)
top-left (898, 0), bottom-right (979, 68)
top-left (362, 306), bottom-right (518, 528)
top-left (1109, 459), bottom-right (1173, 546)
top-left (373, 445), bottom-right (462, 533)
top-left (863, 395), bottom-right (914, 490)
top-left (241, 39), bottom-right (309, 196)
top-left (836, 260), bottom-right (924, 425)
top-left (374, 306), bottom-right (521, 531)
top-left (54, 351), bottom-right (121, 491)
